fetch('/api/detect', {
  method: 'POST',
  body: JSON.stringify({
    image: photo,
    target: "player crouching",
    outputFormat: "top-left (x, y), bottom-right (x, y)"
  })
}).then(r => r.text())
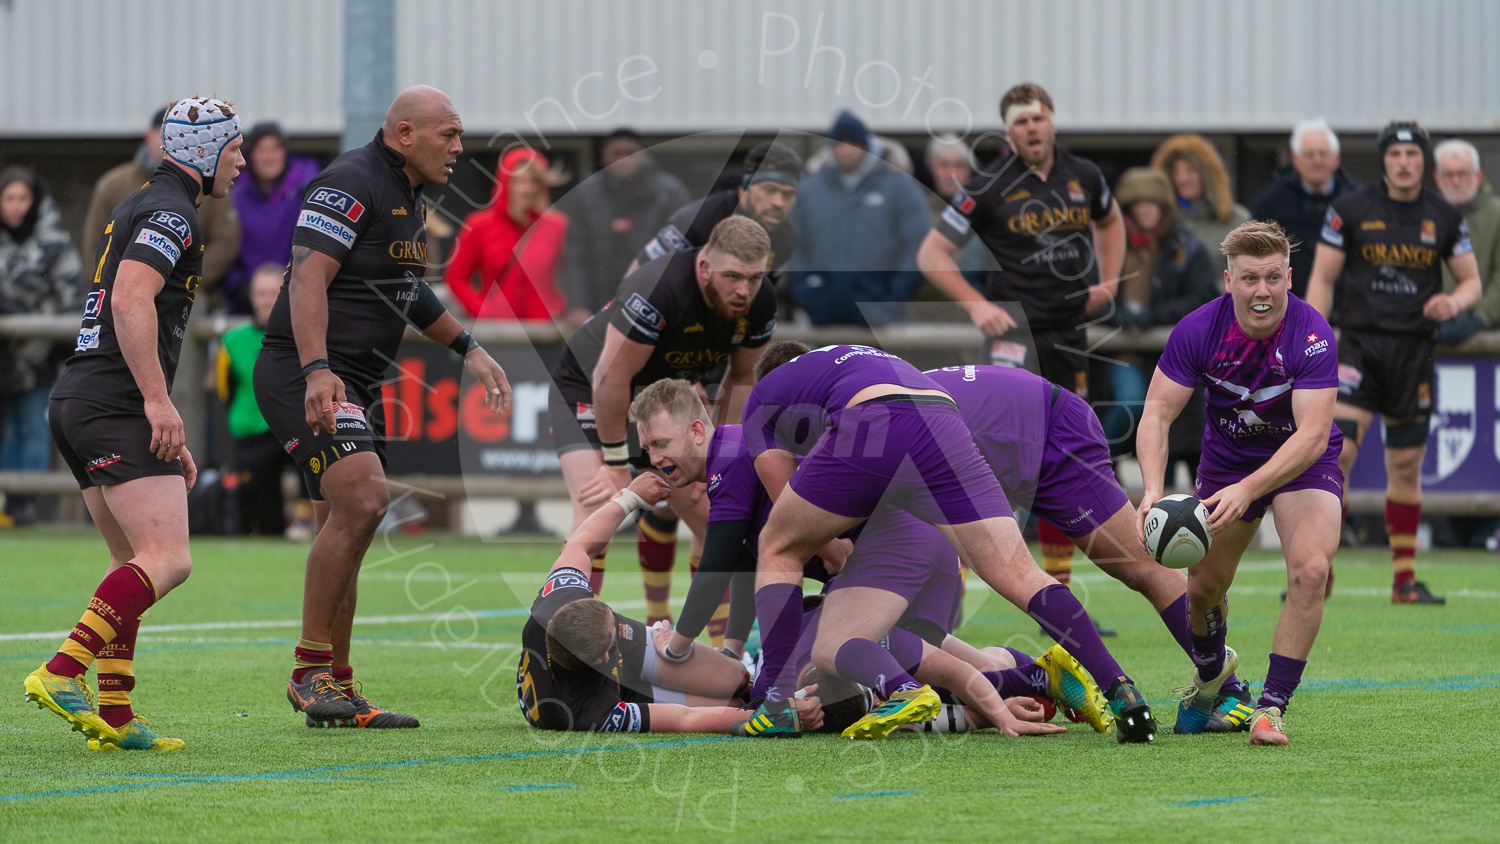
top-left (517, 473), bottom-right (823, 734)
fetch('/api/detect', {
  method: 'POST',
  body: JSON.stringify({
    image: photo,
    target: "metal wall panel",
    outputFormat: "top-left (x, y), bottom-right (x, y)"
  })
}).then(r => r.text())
top-left (0, 0), bottom-right (343, 137)
top-left (5, 0), bottom-right (1498, 138)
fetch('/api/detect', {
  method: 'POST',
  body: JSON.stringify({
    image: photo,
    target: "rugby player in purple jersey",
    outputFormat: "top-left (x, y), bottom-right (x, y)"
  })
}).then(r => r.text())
top-left (725, 343), bottom-right (1155, 741)
top-left (1138, 221), bottom-right (1343, 746)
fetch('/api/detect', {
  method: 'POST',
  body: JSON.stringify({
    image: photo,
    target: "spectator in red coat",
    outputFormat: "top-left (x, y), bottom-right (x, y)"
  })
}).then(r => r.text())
top-left (445, 148), bottom-right (569, 320)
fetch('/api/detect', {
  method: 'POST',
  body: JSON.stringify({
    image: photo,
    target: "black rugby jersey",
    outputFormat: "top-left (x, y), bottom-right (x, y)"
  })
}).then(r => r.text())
top-left (636, 190), bottom-right (798, 272)
top-left (1320, 183), bottom-right (1472, 334)
top-left (53, 162), bottom-right (205, 412)
top-left (934, 146), bottom-right (1113, 331)
top-left (516, 567), bottom-right (653, 732)
top-left (553, 248), bottom-right (777, 389)
top-left (261, 131), bottom-right (438, 385)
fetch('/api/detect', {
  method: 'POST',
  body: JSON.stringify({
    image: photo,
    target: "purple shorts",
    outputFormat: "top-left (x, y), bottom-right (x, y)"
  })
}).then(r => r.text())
top-left (831, 508), bottom-right (963, 636)
top-left (1031, 391), bottom-right (1131, 537)
top-left (1194, 454), bottom-right (1345, 523)
top-left (788, 398), bottom-right (1013, 525)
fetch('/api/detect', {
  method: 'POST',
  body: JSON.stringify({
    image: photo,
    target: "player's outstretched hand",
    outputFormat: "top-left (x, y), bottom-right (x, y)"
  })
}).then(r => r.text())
top-left (179, 445), bottom-right (198, 493)
top-left (143, 396), bottom-right (185, 461)
top-left (991, 704), bottom-right (1067, 736)
top-left (627, 472), bottom-right (673, 509)
top-left (304, 369), bottom-right (346, 435)
top-left (1201, 484), bottom-right (1252, 533)
top-left (962, 299), bottom-right (1017, 337)
top-left (464, 347), bottom-right (513, 414)
top-left (1004, 696), bottom-right (1048, 722)
top-left (793, 684), bottom-right (824, 732)
top-left (581, 464), bottom-right (632, 508)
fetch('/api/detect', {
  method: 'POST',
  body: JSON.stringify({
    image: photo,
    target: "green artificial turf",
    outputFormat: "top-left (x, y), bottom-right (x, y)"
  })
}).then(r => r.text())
top-left (2, 528), bottom-right (1497, 841)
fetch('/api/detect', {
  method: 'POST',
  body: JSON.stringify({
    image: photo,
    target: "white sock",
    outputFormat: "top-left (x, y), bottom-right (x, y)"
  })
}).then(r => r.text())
top-left (915, 704), bottom-right (974, 733)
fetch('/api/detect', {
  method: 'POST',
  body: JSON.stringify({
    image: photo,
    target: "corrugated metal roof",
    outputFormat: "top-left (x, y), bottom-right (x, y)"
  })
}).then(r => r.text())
top-left (3, 0), bottom-right (1497, 138)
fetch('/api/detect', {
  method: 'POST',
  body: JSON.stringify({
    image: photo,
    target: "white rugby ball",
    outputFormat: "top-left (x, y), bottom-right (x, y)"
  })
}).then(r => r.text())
top-left (1144, 494), bottom-right (1212, 569)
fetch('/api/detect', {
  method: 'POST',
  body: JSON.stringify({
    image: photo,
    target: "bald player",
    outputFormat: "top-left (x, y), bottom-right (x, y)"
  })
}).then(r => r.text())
top-left (254, 86), bottom-right (514, 729)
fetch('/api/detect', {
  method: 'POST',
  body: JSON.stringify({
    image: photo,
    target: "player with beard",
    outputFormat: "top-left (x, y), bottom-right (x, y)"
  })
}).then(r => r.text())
top-left (917, 82), bottom-right (1126, 624)
top-left (1306, 121), bottom-right (1481, 605)
top-left (548, 216), bottom-right (776, 630)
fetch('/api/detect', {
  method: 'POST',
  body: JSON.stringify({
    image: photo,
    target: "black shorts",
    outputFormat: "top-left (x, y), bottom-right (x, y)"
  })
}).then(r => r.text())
top-left (547, 373), bottom-right (652, 470)
top-left (1337, 331), bottom-right (1434, 422)
top-left (252, 349), bottom-right (386, 500)
top-left (49, 397), bottom-right (186, 489)
top-left (983, 324), bottom-right (1090, 399)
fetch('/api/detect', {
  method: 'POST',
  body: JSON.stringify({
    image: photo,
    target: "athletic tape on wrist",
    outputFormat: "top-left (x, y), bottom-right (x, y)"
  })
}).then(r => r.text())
top-left (601, 440), bottom-right (629, 466)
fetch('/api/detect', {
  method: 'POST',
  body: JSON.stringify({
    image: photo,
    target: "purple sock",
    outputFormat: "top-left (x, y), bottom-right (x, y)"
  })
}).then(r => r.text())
top-left (1027, 583), bottom-right (1128, 689)
top-left (1158, 593), bottom-right (1194, 656)
top-left (1258, 652), bottom-right (1307, 712)
top-left (1189, 603), bottom-right (1228, 682)
top-left (1002, 646), bottom-right (1034, 666)
top-left (983, 665), bottom-right (1048, 699)
top-left (834, 638), bottom-right (921, 698)
top-left (750, 582), bottom-right (803, 706)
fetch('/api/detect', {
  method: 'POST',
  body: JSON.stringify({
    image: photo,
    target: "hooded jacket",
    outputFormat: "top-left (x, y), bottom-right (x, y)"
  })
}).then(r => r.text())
top-left (0, 185), bottom-right (82, 394)
top-left (1111, 167), bottom-right (1220, 330)
top-left (786, 135), bottom-right (931, 327)
top-left (1151, 134), bottom-right (1250, 277)
top-left (1251, 164), bottom-right (1362, 298)
top-left (445, 148), bottom-right (569, 320)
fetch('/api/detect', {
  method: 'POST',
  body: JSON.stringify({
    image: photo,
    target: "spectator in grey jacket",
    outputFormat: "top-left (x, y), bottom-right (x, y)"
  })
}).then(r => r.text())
top-left (786, 111), bottom-right (930, 327)
top-left (559, 128), bottom-right (689, 325)
top-left (0, 167), bottom-right (81, 523)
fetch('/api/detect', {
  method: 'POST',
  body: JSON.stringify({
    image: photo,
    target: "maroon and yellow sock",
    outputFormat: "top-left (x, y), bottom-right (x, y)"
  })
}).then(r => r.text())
top-left (688, 555), bottom-right (731, 649)
top-left (639, 511), bottom-right (678, 624)
top-left (45, 563), bottom-right (157, 678)
top-left (1037, 518), bottom-right (1073, 585)
top-left (97, 614), bottom-right (140, 729)
top-left (331, 665), bottom-right (355, 694)
top-left (292, 639), bottom-right (335, 684)
top-left (1387, 498), bottom-right (1421, 590)
top-left (588, 550), bottom-right (607, 595)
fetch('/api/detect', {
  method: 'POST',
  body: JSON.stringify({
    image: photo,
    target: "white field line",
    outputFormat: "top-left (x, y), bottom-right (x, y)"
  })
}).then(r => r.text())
top-left (0, 599), bottom-right (647, 643)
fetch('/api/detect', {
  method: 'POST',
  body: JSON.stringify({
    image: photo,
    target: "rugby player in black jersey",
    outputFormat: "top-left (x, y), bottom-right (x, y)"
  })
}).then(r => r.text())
top-left (26, 98), bottom-right (244, 751)
top-left (254, 85), bottom-right (513, 728)
top-left (628, 141), bottom-right (802, 275)
top-left (1306, 121), bottom-right (1481, 605)
top-left (516, 472), bottom-right (823, 734)
top-left (917, 81), bottom-right (1125, 622)
top-left (549, 216), bottom-right (776, 630)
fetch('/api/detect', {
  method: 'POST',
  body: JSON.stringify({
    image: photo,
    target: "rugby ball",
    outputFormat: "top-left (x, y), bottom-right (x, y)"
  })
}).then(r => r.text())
top-left (1144, 494), bottom-right (1212, 569)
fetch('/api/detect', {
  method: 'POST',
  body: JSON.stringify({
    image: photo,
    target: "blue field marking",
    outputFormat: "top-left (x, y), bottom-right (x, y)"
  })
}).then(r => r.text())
top-left (0, 736), bottom-right (735, 803)
top-left (498, 782), bottom-right (577, 792)
top-left (1173, 797), bottom-right (1254, 807)
top-left (829, 790), bottom-right (918, 800)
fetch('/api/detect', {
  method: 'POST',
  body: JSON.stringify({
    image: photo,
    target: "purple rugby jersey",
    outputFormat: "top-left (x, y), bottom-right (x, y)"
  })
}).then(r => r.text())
top-left (1157, 294), bottom-right (1342, 476)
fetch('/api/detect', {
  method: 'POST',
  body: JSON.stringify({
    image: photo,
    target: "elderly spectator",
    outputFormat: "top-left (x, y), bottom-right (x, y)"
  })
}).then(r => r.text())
top-left (1251, 118), bottom-right (1362, 298)
top-left (445, 149), bottom-right (569, 321)
top-left (1433, 139), bottom-right (1500, 345)
top-left (224, 122), bottom-right (320, 315)
top-left (922, 135), bottom-right (988, 280)
top-left (1101, 167), bottom-right (1219, 462)
top-left (82, 105), bottom-right (240, 305)
top-left (0, 166), bottom-right (81, 525)
top-left (1152, 134), bottom-right (1251, 278)
top-left (786, 110), bottom-right (930, 326)
top-left (217, 264), bottom-right (311, 537)
top-left (559, 128), bottom-right (689, 324)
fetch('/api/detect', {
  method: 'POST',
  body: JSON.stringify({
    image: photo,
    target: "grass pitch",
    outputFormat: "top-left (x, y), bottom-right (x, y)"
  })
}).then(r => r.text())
top-left (2, 527), bottom-right (1497, 842)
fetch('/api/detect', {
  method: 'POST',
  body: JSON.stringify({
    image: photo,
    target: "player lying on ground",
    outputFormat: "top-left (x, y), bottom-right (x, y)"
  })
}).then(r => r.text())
top-left (923, 362), bottom-right (1255, 732)
top-left (516, 472), bottom-right (823, 734)
top-left (548, 216), bottom-right (777, 635)
top-left (735, 343), bottom-right (1157, 742)
top-left (27, 97), bottom-right (245, 752)
top-left (630, 376), bottom-right (1108, 740)
top-left (1138, 220), bottom-right (1343, 746)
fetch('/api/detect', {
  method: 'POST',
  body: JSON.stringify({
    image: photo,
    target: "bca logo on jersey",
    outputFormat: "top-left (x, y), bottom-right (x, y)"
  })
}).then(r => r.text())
top-left (84, 290), bottom-right (106, 319)
top-left (148, 211), bottom-right (192, 246)
top-left (308, 188), bottom-right (366, 222)
top-left (624, 293), bottom-right (666, 331)
top-left (540, 571), bottom-right (590, 596)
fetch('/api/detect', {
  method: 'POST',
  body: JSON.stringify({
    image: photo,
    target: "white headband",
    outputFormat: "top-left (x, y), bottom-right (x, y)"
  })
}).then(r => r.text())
top-left (1003, 99), bottom-right (1049, 132)
top-left (162, 97), bottom-right (241, 182)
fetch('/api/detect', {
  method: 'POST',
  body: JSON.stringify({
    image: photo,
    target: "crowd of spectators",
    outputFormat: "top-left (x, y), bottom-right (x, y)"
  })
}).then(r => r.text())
top-left (2, 102), bottom-right (1498, 537)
